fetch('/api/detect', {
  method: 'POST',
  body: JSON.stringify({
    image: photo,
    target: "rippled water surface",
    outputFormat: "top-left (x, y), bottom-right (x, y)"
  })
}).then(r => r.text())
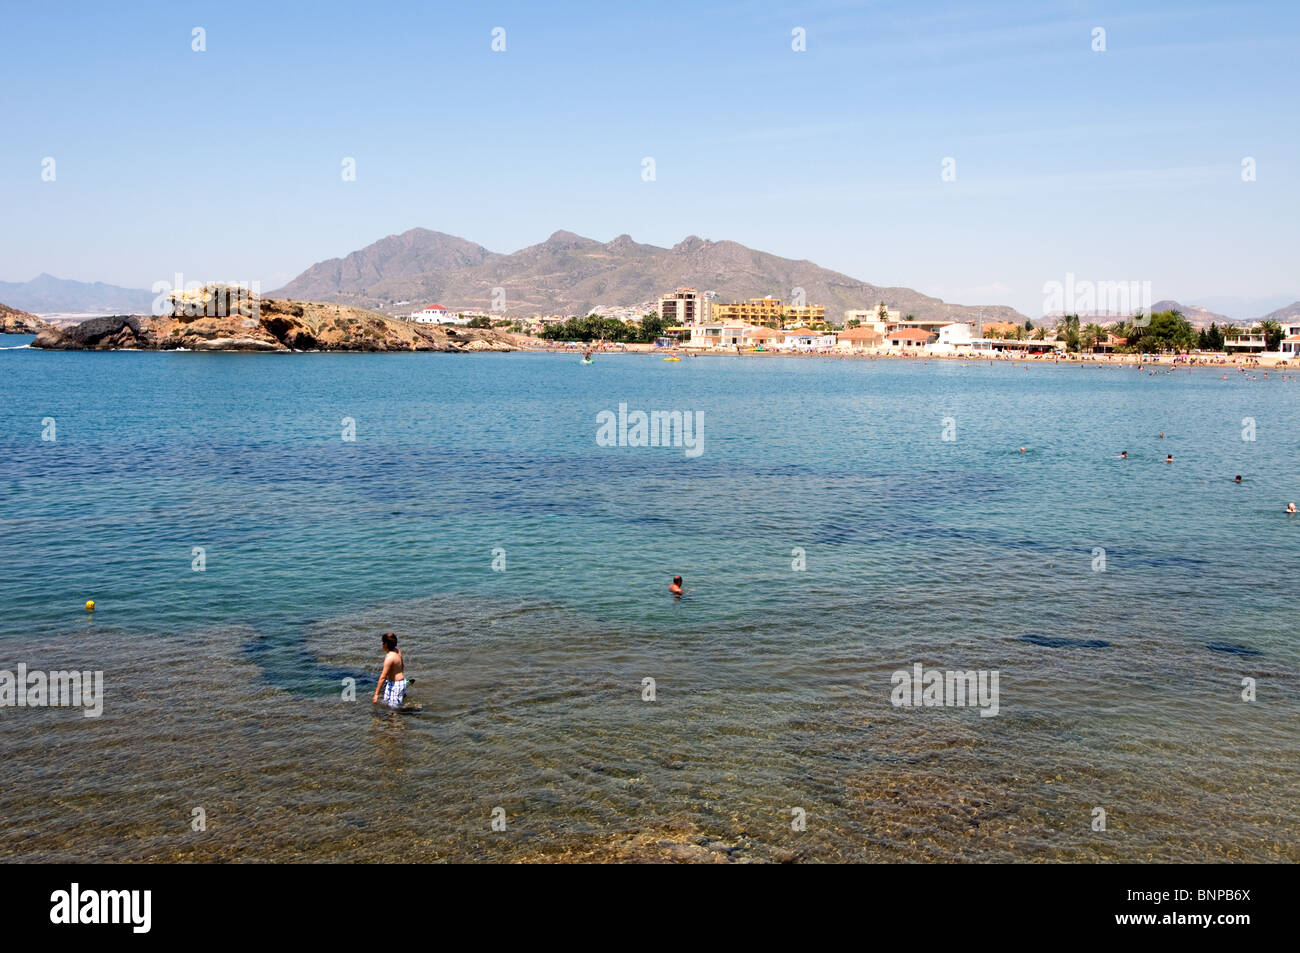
top-left (1, 341), bottom-right (1297, 861)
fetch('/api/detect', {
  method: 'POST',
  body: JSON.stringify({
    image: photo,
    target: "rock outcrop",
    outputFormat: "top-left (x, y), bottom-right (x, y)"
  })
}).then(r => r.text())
top-left (30, 287), bottom-right (518, 353)
top-left (0, 302), bottom-right (51, 333)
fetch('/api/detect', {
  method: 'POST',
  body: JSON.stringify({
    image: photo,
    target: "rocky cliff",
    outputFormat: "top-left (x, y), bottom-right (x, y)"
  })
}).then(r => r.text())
top-left (0, 302), bottom-right (51, 333)
top-left (30, 289), bottom-right (516, 353)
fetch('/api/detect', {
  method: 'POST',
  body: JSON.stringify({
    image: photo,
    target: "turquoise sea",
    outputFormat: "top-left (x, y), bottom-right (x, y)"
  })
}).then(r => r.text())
top-left (1, 334), bottom-right (1297, 862)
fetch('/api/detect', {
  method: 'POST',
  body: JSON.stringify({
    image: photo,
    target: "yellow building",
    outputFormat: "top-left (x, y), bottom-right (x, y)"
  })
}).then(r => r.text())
top-left (711, 296), bottom-right (826, 328)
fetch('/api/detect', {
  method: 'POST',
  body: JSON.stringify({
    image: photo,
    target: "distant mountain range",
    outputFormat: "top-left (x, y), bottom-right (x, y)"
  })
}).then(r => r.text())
top-left (1259, 301), bottom-right (1300, 324)
top-left (12, 244), bottom-right (1300, 329)
top-left (0, 274), bottom-right (154, 316)
top-left (1147, 300), bottom-right (1236, 328)
top-left (271, 228), bottom-right (1032, 326)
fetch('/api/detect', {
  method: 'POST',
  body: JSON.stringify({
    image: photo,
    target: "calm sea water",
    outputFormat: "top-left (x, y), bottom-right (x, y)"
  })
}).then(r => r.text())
top-left (2, 333), bottom-right (1297, 862)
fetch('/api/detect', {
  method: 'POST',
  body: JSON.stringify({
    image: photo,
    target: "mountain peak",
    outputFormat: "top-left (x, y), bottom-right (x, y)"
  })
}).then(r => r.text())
top-left (267, 227), bottom-right (1033, 325)
top-left (545, 229), bottom-right (591, 245)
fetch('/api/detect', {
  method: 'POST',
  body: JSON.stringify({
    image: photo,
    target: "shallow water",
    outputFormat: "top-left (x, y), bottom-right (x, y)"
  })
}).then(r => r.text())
top-left (1, 346), bottom-right (1296, 861)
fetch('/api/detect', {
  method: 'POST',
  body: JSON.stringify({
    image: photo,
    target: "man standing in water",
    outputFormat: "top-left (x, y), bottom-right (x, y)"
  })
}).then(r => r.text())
top-left (372, 632), bottom-right (406, 709)
top-left (669, 575), bottom-right (684, 598)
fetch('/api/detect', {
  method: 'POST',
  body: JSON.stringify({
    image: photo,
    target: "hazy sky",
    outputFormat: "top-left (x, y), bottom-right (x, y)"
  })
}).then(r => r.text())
top-left (2, 0), bottom-right (1297, 317)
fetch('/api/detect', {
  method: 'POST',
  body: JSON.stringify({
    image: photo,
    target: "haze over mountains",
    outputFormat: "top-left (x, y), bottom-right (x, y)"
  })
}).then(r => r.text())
top-left (0, 274), bottom-right (154, 316)
top-left (271, 228), bottom-right (1033, 325)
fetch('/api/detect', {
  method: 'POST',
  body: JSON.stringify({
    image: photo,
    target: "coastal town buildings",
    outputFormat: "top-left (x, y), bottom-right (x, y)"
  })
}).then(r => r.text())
top-left (712, 296), bottom-right (826, 328)
top-left (836, 326), bottom-right (884, 351)
top-left (1223, 330), bottom-right (1267, 353)
top-left (981, 320), bottom-right (1023, 338)
top-left (884, 328), bottom-right (935, 349)
top-left (783, 328), bottom-right (836, 350)
top-left (928, 322), bottom-right (974, 353)
top-left (658, 288), bottom-right (710, 326)
top-left (746, 327), bottom-right (783, 349)
top-left (688, 321), bottom-right (759, 348)
top-left (1282, 321), bottom-right (1300, 357)
top-left (844, 306), bottom-right (900, 331)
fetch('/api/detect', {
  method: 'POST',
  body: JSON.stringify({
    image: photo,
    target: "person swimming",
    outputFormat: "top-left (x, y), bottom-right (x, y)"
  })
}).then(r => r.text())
top-left (1165, 454), bottom-right (1173, 463)
top-left (372, 631), bottom-right (406, 709)
top-left (669, 575), bottom-right (684, 598)
top-left (1018, 447), bottom-right (1027, 453)
top-left (1288, 502), bottom-right (1297, 514)
top-left (1234, 475), bottom-right (1242, 483)
top-left (1120, 451), bottom-right (1128, 459)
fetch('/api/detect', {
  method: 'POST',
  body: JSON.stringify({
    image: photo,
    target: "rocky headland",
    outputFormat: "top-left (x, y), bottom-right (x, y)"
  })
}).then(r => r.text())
top-left (30, 284), bottom-right (517, 353)
top-left (0, 302), bottom-right (51, 334)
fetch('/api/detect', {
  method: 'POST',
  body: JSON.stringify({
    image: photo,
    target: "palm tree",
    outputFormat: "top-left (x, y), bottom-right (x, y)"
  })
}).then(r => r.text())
top-left (1081, 322), bottom-right (1106, 351)
top-left (1260, 319), bottom-right (1283, 351)
top-left (1056, 314), bottom-right (1081, 352)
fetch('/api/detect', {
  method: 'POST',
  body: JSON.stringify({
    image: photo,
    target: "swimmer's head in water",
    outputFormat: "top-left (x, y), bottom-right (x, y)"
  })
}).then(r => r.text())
top-left (381, 632), bottom-right (397, 651)
top-left (1235, 475), bottom-right (1242, 482)
top-left (672, 576), bottom-right (682, 587)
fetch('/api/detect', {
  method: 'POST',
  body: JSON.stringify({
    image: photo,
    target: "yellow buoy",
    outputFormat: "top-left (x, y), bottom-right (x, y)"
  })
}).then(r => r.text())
top-left (85, 600), bottom-right (95, 612)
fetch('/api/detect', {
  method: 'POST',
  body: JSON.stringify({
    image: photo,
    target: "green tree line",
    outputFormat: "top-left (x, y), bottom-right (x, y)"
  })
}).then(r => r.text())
top-left (539, 313), bottom-right (669, 343)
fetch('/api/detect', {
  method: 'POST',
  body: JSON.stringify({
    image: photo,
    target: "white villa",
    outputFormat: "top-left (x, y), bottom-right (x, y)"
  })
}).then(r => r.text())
top-left (1276, 321), bottom-right (1300, 358)
top-left (688, 321), bottom-right (759, 348)
top-left (927, 322), bottom-right (974, 354)
top-left (782, 328), bottom-right (836, 350)
top-left (1223, 330), bottom-right (1267, 353)
top-left (409, 304), bottom-right (470, 326)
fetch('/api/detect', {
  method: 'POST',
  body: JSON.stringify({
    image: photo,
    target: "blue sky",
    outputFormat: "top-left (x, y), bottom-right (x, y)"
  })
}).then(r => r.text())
top-left (2, 0), bottom-right (1297, 317)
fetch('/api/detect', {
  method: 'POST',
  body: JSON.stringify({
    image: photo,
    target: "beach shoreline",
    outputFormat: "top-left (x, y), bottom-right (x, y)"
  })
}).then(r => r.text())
top-left (516, 340), bottom-right (1294, 369)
